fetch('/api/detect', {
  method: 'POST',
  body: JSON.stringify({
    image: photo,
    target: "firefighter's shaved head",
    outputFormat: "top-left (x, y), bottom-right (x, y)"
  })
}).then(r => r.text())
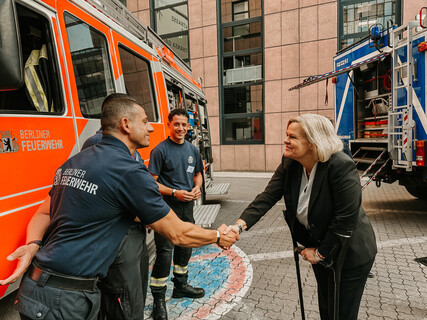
top-left (101, 93), bottom-right (141, 133)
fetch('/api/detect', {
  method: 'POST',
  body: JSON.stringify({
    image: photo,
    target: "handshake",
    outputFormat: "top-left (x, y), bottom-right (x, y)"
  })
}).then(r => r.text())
top-left (215, 222), bottom-right (245, 250)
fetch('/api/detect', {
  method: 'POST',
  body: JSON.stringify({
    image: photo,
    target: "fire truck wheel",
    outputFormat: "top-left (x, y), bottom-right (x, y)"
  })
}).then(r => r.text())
top-left (404, 186), bottom-right (427, 200)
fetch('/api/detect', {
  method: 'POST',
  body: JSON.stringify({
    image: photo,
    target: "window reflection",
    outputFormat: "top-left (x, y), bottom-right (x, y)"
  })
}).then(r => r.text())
top-left (65, 13), bottom-right (114, 118)
top-left (221, 0), bottom-right (263, 144)
top-left (224, 85), bottom-right (262, 114)
top-left (340, 0), bottom-right (398, 49)
top-left (152, 0), bottom-right (190, 63)
top-left (225, 117), bottom-right (263, 142)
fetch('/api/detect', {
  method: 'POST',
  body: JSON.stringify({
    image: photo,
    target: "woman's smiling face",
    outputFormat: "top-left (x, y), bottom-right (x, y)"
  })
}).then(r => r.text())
top-left (284, 122), bottom-right (314, 162)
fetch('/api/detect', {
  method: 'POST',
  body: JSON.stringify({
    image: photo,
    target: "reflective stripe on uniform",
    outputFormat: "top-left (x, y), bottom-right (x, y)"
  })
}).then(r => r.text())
top-left (24, 44), bottom-right (50, 112)
top-left (149, 276), bottom-right (168, 287)
top-left (173, 264), bottom-right (188, 275)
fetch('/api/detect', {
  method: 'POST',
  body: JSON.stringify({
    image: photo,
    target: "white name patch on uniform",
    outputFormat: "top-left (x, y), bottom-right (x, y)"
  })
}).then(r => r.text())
top-left (187, 165), bottom-right (195, 173)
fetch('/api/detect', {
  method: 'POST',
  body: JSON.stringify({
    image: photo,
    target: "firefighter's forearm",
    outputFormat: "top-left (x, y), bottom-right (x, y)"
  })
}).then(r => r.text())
top-left (149, 210), bottom-right (237, 248)
top-left (26, 195), bottom-right (51, 243)
top-left (194, 172), bottom-right (203, 189)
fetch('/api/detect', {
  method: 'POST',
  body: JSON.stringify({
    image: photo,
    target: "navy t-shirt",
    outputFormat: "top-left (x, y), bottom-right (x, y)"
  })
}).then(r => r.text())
top-left (148, 138), bottom-right (203, 195)
top-left (82, 129), bottom-right (143, 164)
top-left (35, 135), bottom-right (170, 277)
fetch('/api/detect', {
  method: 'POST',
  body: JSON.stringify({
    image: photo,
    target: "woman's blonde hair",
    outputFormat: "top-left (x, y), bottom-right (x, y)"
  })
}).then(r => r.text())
top-left (287, 114), bottom-right (343, 162)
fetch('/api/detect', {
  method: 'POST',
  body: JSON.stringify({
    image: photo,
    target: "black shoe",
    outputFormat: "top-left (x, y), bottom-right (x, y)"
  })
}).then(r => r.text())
top-left (367, 272), bottom-right (374, 278)
top-left (152, 297), bottom-right (168, 320)
top-left (172, 282), bottom-right (205, 299)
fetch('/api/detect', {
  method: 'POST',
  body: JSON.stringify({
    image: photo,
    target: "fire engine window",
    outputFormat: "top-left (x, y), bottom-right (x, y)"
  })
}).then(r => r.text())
top-left (118, 46), bottom-right (157, 122)
top-left (64, 13), bottom-right (115, 118)
top-left (0, 4), bottom-right (63, 114)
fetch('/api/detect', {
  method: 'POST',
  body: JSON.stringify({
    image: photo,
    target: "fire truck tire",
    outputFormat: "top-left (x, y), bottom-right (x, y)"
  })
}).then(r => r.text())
top-left (404, 186), bottom-right (427, 200)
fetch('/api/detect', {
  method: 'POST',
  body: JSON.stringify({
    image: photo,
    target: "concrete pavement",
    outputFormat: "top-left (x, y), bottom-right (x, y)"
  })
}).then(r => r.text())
top-left (147, 173), bottom-right (427, 319)
top-left (1, 173), bottom-right (426, 320)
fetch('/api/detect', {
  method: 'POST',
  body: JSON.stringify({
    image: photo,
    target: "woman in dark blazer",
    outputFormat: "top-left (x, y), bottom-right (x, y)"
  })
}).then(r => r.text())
top-left (225, 114), bottom-right (377, 320)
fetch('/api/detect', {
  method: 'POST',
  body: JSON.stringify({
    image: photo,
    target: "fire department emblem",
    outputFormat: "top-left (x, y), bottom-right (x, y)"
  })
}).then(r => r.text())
top-left (0, 130), bottom-right (19, 153)
top-left (188, 156), bottom-right (194, 164)
top-left (53, 168), bottom-right (62, 186)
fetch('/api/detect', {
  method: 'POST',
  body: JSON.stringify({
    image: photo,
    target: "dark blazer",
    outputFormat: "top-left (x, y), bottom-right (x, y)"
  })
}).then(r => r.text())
top-left (240, 151), bottom-right (377, 269)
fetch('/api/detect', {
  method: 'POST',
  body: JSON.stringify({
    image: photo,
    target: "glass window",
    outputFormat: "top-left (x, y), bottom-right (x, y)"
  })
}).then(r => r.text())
top-left (339, 0), bottom-right (401, 50)
top-left (224, 117), bottom-right (263, 142)
top-left (118, 46), bottom-right (157, 122)
top-left (64, 13), bottom-right (115, 118)
top-left (224, 85), bottom-right (262, 114)
top-left (233, 1), bottom-right (249, 21)
top-left (152, 0), bottom-right (190, 64)
top-left (0, 4), bottom-right (63, 114)
top-left (223, 52), bottom-right (262, 85)
top-left (222, 0), bottom-right (261, 23)
top-left (162, 34), bottom-right (189, 61)
top-left (223, 21), bottom-right (262, 52)
top-left (220, 0), bottom-right (263, 144)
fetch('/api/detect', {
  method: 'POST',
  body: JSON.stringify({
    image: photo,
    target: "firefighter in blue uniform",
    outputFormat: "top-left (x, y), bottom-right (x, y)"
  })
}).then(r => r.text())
top-left (149, 108), bottom-right (205, 320)
top-left (0, 94), bottom-right (238, 320)
top-left (81, 93), bottom-right (149, 320)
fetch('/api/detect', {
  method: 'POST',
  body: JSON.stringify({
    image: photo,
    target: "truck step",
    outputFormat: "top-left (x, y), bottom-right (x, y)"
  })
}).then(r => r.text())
top-left (358, 146), bottom-right (386, 152)
top-left (353, 157), bottom-right (386, 164)
top-left (206, 182), bottom-right (231, 195)
top-left (194, 204), bottom-right (221, 228)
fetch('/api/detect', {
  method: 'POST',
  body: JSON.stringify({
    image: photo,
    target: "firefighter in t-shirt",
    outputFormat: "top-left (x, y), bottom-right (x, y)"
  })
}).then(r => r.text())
top-left (149, 108), bottom-right (204, 320)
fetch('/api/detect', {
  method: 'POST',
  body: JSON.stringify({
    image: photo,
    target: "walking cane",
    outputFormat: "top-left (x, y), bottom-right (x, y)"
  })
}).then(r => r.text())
top-left (293, 242), bottom-right (306, 320)
top-left (283, 210), bottom-right (306, 320)
top-left (326, 233), bottom-right (351, 320)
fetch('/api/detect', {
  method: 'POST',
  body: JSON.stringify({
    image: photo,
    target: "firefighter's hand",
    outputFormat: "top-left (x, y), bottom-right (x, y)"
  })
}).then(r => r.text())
top-left (301, 247), bottom-right (320, 264)
top-left (0, 244), bottom-right (39, 285)
top-left (190, 186), bottom-right (201, 200)
top-left (174, 190), bottom-right (194, 202)
top-left (217, 224), bottom-right (239, 250)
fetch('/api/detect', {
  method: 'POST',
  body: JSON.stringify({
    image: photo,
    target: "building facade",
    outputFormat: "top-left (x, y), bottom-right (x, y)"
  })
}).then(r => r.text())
top-left (126, 0), bottom-right (421, 172)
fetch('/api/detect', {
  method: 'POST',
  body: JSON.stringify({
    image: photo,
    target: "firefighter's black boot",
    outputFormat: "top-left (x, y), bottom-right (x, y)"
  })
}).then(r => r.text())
top-left (152, 292), bottom-right (168, 320)
top-left (171, 276), bottom-right (205, 299)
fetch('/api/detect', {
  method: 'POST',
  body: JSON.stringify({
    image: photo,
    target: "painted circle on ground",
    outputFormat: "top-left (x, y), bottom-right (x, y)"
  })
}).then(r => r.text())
top-left (145, 244), bottom-right (252, 319)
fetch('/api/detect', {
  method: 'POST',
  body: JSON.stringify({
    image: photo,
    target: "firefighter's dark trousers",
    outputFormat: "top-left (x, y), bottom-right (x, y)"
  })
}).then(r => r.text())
top-left (98, 224), bottom-right (148, 320)
top-left (313, 258), bottom-right (374, 320)
top-left (150, 199), bottom-right (194, 296)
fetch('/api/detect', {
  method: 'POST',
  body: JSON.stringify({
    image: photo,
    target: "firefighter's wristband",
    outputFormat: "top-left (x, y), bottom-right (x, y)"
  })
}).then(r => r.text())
top-left (26, 240), bottom-right (43, 248)
top-left (216, 230), bottom-right (221, 244)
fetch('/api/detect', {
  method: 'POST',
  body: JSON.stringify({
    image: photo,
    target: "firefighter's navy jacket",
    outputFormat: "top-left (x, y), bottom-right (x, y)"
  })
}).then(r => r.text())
top-left (35, 135), bottom-right (170, 277)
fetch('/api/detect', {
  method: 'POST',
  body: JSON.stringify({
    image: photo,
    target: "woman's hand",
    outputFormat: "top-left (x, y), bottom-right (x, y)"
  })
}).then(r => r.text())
top-left (301, 247), bottom-right (323, 264)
